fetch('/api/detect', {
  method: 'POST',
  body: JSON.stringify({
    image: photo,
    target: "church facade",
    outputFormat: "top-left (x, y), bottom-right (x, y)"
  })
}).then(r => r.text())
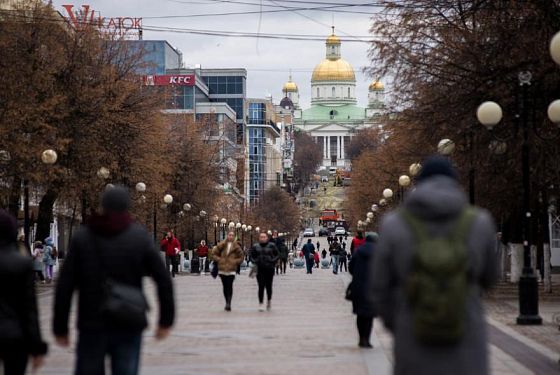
top-left (286, 30), bottom-right (385, 170)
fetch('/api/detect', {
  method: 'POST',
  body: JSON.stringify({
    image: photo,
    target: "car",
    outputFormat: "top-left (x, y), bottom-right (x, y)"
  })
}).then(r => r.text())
top-left (303, 228), bottom-right (315, 237)
top-left (318, 228), bottom-right (329, 236)
top-left (320, 176), bottom-right (329, 182)
top-left (334, 227), bottom-right (346, 236)
top-left (329, 167), bottom-right (337, 175)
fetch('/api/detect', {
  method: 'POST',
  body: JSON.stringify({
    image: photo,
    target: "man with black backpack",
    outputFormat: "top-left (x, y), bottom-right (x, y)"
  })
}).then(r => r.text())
top-left (371, 156), bottom-right (497, 375)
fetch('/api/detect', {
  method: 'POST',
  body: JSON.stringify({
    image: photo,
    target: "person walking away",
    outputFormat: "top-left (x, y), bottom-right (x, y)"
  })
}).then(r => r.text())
top-left (32, 241), bottom-right (45, 283)
top-left (54, 186), bottom-right (175, 375)
top-left (43, 237), bottom-right (57, 283)
top-left (161, 231), bottom-right (181, 278)
top-left (196, 240), bottom-right (209, 275)
top-left (212, 231), bottom-right (244, 311)
top-left (301, 239), bottom-right (316, 274)
top-left (349, 234), bottom-right (377, 348)
top-left (0, 210), bottom-right (47, 374)
top-left (272, 231), bottom-right (288, 275)
top-left (288, 251), bottom-right (294, 268)
top-left (371, 156), bottom-right (498, 375)
top-left (321, 249), bottom-right (327, 259)
top-left (339, 246), bottom-right (348, 272)
top-left (314, 250), bottom-right (320, 268)
top-left (316, 241), bottom-right (321, 252)
top-left (250, 232), bottom-right (279, 311)
top-left (329, 238), bottom-right (341, 275)
top-left (350, 230), bottom-right (365, 256)
top-left (292, 238), bottom-right (298, 251)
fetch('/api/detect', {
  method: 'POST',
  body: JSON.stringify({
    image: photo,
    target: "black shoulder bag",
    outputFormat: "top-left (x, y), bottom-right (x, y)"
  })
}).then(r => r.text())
top-left (91, 233), bottom-right (149, 331)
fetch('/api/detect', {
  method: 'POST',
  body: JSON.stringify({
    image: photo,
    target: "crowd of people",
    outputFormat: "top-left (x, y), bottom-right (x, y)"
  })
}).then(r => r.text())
top-left (0, 156), bottom-right (498, 375)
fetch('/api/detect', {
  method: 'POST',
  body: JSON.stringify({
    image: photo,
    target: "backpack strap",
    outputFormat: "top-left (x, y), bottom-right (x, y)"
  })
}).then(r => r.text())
top-left (450, 206), bottom-right (477, 243)
top-left (400, 209), bottom-right (430, 243)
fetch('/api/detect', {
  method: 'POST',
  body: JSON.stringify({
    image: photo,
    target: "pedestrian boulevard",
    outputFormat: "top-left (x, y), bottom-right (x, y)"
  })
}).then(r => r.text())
top-left (36, 265), bottom-right (556, 375)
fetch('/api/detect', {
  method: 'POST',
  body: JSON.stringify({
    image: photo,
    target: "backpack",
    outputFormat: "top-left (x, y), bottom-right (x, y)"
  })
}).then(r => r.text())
top-left (51, 247), bottom-right (58, 258)
top-left (401, 207), bottom-right (476, 346)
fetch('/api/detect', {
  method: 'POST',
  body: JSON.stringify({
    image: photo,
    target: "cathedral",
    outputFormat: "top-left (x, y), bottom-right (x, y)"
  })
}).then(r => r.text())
top-left (283, 29), bottom-right (385, 170)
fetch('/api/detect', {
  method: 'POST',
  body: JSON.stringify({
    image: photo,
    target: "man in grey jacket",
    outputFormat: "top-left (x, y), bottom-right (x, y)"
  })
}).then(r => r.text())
top-left (371, 156), bottom-right (497, 375)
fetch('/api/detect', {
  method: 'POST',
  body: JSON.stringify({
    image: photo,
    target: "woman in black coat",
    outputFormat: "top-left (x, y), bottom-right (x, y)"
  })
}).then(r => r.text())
top-left (348, 234), bottom-right (377, 348)
top-left (0, 210), bottom-right (47, 374)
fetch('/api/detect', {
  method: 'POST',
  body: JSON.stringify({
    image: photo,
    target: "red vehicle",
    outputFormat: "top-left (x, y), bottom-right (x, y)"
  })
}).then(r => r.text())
top-left (320, 209), bottom-right (339, 223)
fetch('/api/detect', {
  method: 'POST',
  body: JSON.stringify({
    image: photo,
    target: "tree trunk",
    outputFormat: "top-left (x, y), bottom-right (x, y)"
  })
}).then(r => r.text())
top-left (35, 188), bottom-right (59, 244)
top-left (544, 243), bottom-right (552, 293)
top-left (510, 243), bottom-right (524, 283)
top-left (7, 176), bottom-right (21, 218)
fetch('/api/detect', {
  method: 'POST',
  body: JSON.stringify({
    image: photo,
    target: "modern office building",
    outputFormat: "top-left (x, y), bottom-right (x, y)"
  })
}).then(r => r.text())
top-left (291, 29), bottom-right (385, 169)
top-left (120, 40), bottom-right (183, 75)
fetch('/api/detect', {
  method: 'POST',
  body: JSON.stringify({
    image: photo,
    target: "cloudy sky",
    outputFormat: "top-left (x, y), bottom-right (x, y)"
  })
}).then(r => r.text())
top-left (51, 0), bottom-right (379, 108)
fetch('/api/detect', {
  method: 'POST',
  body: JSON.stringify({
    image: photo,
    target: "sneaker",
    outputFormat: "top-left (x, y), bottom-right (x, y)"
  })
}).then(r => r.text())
top-left (225, 304), bottom-right (231, 312)
top-left (259, 303), bottom-right (265, 312)
top-left (266, 300), bottom-right (271, 311)
top-left (358, 341), bottom-right (373, 349)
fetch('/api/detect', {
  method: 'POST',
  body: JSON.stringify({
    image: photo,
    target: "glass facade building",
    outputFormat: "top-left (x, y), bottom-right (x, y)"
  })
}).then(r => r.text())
top-left (248, 126), bottom-right (266, 204)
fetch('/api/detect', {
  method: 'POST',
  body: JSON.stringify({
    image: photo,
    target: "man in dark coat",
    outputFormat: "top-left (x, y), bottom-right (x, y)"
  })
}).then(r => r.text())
top-left (272, 231), bottom-right (288, 275)
top-left (0, 210), bottom-right (47, 374)
top-left (349, 234), bottom-right (377, 348)
top-left (54, 186), bottom-right (175, 375)
top-left (301, 239), bottom-right (316, 274)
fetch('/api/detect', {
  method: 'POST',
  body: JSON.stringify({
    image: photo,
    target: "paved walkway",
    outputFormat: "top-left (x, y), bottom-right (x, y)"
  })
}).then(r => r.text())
top-left (35, 264), bottom-right (559, 375)
top-left (37, 266), bottom-right (391, 375)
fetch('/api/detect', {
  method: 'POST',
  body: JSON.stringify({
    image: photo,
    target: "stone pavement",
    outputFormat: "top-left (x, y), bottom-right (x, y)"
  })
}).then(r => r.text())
top-left (36, 265), bottom-right (391, 375)
top-left (35, 263), bottom-right (560, 375)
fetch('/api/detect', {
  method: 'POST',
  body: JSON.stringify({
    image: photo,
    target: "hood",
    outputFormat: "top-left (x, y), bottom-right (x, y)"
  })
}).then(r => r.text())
top-left (44, 237), bottom-right (54, 246)
top-left (404, 176), bottom-right (467, 221)
top-left (88, 212), bottom-right (132, 236)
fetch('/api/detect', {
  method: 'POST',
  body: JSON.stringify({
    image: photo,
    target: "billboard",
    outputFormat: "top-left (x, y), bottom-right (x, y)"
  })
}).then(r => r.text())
top-left (143, 75), bottom-right (196, 86)
top-left (62, 4), bottom-right (142, 33)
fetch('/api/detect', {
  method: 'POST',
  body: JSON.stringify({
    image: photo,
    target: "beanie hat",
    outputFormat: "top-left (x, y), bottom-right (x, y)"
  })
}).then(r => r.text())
top-left (101, 185), bottom-right (130, 213)
top-left (416, 155), bottom-right (458, 182)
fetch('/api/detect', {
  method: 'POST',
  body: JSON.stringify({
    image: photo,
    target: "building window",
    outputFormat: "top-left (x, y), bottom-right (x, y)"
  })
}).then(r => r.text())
top-left (348, 87), bottom-right (351, 98)
top-left (248, 102), bottom-right (266, 124)
top-left (317, 87), bottom-right (320, 97)
top-left (331, 87), bottom-right (335, 97)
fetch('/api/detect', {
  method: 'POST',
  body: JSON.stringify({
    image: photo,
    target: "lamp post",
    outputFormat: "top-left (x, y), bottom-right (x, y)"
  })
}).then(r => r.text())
top-left (437, 138), bottom-right (455, 156)
top-left (236, 222), bottom-right (242, 239)
top-left (398, 175), bottom-right (411, 203)
top-left (220, 218), bottom-right (227, 239)
top-left (213, 215), bottom-right (219, 245)
top-left (409, 163), bottom-right (422, 178)
top-left (475, 66), bottom-right (560, 325)
top-left (242, 224), bottom-right (247, 248)
top-left (200, 210), bottom-right (208, 244)
top-left (183, 203), bottom-right (192, 249)
top-left (247, 225), bottom-right (253, 245)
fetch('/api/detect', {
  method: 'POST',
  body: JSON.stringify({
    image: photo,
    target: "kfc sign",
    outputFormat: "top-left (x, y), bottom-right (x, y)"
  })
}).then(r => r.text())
top-left (144, 75), bottom-right (196, 86)
top-left (62, 4), bottom-right (142, 31)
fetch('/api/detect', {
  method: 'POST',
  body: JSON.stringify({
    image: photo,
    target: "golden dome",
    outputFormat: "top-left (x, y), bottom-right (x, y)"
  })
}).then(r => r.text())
top-left (311, 58), bottom-right (356, 82)
top-left (369, 81), bottom-right (384, 90)
top-left (283, 80), bottom-right (298, 92)
top-left (326, 34), bottom-right (341, 45)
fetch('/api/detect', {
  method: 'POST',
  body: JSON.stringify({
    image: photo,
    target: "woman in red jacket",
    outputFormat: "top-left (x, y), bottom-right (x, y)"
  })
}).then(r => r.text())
top-left (161, 231), bottom-right (181, 278)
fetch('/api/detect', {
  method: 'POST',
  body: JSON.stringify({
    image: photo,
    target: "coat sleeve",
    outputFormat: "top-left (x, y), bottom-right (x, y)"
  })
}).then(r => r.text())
top-left (232, 245), bottom-right (245, 265)
top-left (53, 234), bottom-right (79, 336)
top-left (249, 245), bottom-right (258, 263)
top-left (212, 244), bottom-right (221, 262)
top-left (144, 237), bottom-right (175, 328)
top-left (22, 262), bottom-right (48, 356)
top-left (270, 244), bottom-right (280, 263)
top-left (371, 216), bottom-right (397, 332)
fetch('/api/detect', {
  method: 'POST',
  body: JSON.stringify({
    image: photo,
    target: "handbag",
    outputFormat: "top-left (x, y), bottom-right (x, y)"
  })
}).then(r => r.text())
top-left (91, 233), bottom-right (149, 330)
top-left (345, 281), bottom-right (353, 301)
top-left (211, 261), bottom-right (219, 278)
top-left (249, 264), bottom-right (258, 278)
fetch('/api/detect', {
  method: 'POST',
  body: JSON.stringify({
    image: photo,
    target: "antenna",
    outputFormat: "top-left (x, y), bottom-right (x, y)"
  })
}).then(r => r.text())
top-left (331, 14), bottom-right (335, 34)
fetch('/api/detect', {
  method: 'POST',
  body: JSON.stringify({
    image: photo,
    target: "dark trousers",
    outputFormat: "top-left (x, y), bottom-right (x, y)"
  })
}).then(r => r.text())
top-left (357, 315), bottom-right (374, 344)
top-left (0, 343), bottom-right (28, 375)
top-left (165, 255), bottom-right (178, 277)
top-left (220, 275), bottom-right (235, 305)
top-left (34, 270), bottom-right (45, 282)
top-left (305, 257), bottom-right (314, 274)
top-left (76, 330), bottom-right (142, 375)
top-left (339, 257), bottom-right (347, 272)
top-left (257, 267), bottom-right (274, 303)
top-left (276, 258), bottom-right (287, 274)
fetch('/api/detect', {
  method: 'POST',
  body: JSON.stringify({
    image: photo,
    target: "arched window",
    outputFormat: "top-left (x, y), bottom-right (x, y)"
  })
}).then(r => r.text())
top-left (332, 87), bottom-right (336, 97)
top-left (348, 87), bottom-right (351, 98)
top-left (317, 87), bottom-right (320, 97)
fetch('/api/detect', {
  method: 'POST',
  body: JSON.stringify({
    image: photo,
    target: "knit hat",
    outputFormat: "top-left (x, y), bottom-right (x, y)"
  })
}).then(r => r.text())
top-left (0, 209), bottom-right (18, 244)
top-left (416, 155), bottom-right (458, 182)
top-left (101, 185), bottom-right (130, 213)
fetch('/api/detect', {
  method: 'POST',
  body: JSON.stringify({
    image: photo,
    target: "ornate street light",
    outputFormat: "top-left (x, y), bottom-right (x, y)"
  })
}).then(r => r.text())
top-left (163, 194), bottom-right (173, 205)
top-left (366, 212), bottom-right (374, 219)
top-left (437, 138), bottom-right (455, 156)
top-left (383, 188), bottom-right (393, 199)
top-left (399, 175), bottom-right (411, 187)
top-left (550, 31), bottom-right (560, 65)
top-left (135, 182), bottom-right (146, 193)
top-left (476, 101), bottom-right (503, 130)
top-left (409, 163), bottom-right (422, 177)
top-left (371, 204), bottom-right (379, 212)
top-left (97, 167), bottom-right (110, 180)
top-left (183, 203), bottom-right (192, 212)
top-left (41, 149), bottom-right (58, 165)
top-left (379, 198), bottom-right (387, 206)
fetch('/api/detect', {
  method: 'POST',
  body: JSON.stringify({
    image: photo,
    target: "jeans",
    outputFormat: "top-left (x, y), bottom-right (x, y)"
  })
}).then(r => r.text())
top-left (339, 257), bottom-right (347, 272)
top-left (199, 257), bottom-right (207, 273)
top-left (332, 255), bottom-right (339, 274)
top-left (44, 264), bottom-right (54, 280)
top-left (357, 315), bottom-right (374, 344)
top-left (220, 275), bottom-right (235, 306)
top-left (257, 267), bottom-right (274, 303)
top-left (305, 257), bottom-right (314, 274)
top-left (76, 330), bottom-right (142, 375)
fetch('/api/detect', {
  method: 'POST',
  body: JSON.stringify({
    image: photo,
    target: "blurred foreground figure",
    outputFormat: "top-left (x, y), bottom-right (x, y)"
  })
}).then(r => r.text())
top-left (54, 186), bottom-right (175, 375)
top-left (0, 209), bottom-right (47, 375)
top-left (371, 156), bottom-right (497, 375)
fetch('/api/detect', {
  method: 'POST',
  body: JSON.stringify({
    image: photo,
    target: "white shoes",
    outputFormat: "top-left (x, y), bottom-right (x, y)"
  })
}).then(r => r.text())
top-left (259, 303), bottom-right (265, 312)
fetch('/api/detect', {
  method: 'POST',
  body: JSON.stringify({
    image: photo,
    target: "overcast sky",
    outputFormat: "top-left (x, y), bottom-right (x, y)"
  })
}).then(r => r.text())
top-left (51, 0), bottom-right (378, 108)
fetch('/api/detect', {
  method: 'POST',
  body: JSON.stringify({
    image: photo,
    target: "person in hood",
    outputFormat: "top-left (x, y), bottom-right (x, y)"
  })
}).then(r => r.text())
top-left (53, 186), bottom-right (175, 375)
top-left (371, 156), bottom-right (497, 375)
top-left (349, 234), bottom-right (377, 348)
top-left (0, 209), bottom-right (48, 374)
top-left (350, 230), bottom-right (365, 256)
top-left (161, 231), bottom-right (181, 278)
top-left (250, 232), bottom-right (279, 311)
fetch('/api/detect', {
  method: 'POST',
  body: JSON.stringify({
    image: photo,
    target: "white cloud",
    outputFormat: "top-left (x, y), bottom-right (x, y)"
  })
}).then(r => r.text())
top-left (51, 0), bottom-right (378, 108)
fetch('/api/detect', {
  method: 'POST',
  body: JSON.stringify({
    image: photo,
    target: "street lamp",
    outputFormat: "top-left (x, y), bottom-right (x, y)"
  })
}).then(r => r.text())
top-left (97, 167), bottom-right (110, 180)
top-left (383, 188), bottom-right (393, 199)
top-left (476, 67), bottom-right (560, 325)
top-left (409, 163), bottom-right (422, 177)
top-left (213, 215), bottom-right (219, 244)
top-left (437, 138), bottom-right (455, 156)
top-left (366, 212), bottom-right (374, 219)
top-left (135, 182), bottom-right (146, 193)
top-left (550, 31), bottom-right (560, 65)
top-left (200, 210), bottom-right (208, 243)
top-left (41, 149), bottom-right (58, 165)
top-left (399, 175), bottom-right (411, 202)
top-left (371, 204), bottom-right (379, 212)
top-left (247, 225), bottom-right (253, 245)
top-left (183, 203), bottom-right (192, 212)
top-left (163, 194), bottom-right (173, 205)
top-left (379, 198), bottom-right (387, 206)
top-left (220, 218), bottom-right (227, 239)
